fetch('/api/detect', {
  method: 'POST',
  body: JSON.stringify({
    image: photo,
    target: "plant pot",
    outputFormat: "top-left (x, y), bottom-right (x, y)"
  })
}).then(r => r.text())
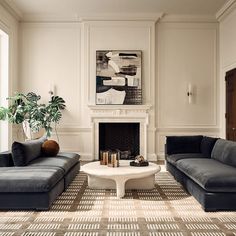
top-left (22, 120), bottom-right (45, 140)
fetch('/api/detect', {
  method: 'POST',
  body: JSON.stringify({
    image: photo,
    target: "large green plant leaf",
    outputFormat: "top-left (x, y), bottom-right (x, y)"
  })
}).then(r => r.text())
top-left (26, 92), bottom-right (41, 102)
top-left (49, 96), bottom-right (66, 110)
top-left (0, 92), bottom-right (66, 137)
top-left (51, 110), bottom-right (62, 123)
top-left (0, 107), bottom-right (8, 120)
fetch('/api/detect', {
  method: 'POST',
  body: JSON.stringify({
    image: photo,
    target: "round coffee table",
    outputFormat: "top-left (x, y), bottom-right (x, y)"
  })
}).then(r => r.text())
top-left (82, 160), bottom-right (161, 198)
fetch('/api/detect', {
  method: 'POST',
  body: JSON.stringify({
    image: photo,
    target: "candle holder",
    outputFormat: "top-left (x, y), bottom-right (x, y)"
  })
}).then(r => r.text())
top-left (108, 151), bottom-right (120, 168)
top-left (100, 150), bottom-right (120, 167)
top-left (100, 150), bottom-right (109, 165)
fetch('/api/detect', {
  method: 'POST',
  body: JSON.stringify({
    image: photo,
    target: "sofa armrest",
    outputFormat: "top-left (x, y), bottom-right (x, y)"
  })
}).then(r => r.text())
top-left (166, 135), bottom-right (203, 155)
top-left (0, 151), bottom-right (14, 167)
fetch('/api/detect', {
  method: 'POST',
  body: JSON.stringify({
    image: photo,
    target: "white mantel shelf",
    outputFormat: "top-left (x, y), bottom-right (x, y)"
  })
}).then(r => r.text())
top-left (88, 104), bottom-right (152, 111)
top-left (89, 104), bottom-right (152, 119)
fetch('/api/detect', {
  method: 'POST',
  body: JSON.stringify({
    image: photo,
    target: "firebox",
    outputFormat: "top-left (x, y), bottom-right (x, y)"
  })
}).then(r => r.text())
top-left (99, 123), bottom-right (140, 159)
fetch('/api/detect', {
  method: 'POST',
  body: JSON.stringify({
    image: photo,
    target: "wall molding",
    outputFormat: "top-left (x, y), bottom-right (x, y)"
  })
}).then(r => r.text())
top-left (160, 14), bottom-right (218, 23)
top-left (157, 23), bottom-right (218, 128)
top-left (79, 13), bottom-right (164, 23)
top-left (20, 13), bottom-right (218, 24)
top-left (55, 126), bottom-right (91, 133)
top-left (0, 0), bottom-right (22, 21)
top-left (157, 127), bottom-right (220, 132)
top-left (82, 20), bottom-right (157, 106)
top-left (216, 0), bottom-right (236, 21)
top-left (18, 12), bottom-right (164, 23)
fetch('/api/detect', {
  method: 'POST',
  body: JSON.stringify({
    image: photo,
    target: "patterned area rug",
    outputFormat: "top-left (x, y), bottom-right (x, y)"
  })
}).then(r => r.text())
top-left (1, 171), bottom-right (236, 236)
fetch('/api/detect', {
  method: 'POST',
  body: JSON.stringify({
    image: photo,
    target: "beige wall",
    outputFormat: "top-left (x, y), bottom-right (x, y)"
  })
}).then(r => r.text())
top-left (156, 21), bottom-right (219, 158)
top-left (19, 22), bottom-right (92, 157)
top-left (19, 18), bottom-right (219, 160)
top-left (19, 21), bottom-right (157, 160)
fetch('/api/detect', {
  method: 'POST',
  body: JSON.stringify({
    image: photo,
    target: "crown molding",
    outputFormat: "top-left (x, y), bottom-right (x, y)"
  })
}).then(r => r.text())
top-left (20, 12), bottom-right (164, 23)
top-left (216, 0), bottom-right (236, 21)
top-left (79, 13), bottom-right (164, 23)
top-left (159, 14), bottom-right (218, 23)
top-left (20, 13), bottom-right (80, 23)
top-left (0, 0), bottom-right (22, 20)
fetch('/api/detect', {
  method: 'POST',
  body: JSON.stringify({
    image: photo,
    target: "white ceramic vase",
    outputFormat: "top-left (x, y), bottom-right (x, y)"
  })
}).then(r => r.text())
top-left (22, 120), bottom-right (45, 140)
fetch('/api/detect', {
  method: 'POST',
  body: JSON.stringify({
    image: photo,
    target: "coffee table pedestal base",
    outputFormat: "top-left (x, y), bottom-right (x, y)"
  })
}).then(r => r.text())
top-left (87, 174), bottom-right (155, 198)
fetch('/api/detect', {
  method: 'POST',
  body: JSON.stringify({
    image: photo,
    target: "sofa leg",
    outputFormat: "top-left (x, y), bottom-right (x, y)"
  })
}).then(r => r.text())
top-left (35, 207), bottom-right (50, 211)
top-left (203, 207), bottom-right (217, 212)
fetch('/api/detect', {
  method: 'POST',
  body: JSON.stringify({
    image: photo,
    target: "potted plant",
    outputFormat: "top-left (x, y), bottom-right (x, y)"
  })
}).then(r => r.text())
top-left (0, 92), bottom-right (66, 138)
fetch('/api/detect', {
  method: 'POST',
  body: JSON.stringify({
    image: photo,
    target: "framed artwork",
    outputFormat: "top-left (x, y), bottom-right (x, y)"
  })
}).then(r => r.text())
top-left (96, 50), bottom-right (142, 105)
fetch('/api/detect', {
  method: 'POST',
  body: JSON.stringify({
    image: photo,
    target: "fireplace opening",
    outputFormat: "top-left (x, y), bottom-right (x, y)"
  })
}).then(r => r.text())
top-left (99, 123), bottom-right (140, 159)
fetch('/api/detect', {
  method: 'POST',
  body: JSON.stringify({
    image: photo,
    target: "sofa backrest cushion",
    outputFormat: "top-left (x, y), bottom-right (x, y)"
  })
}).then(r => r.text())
top-left (0, 151), bottom-right (14, 167)
top-left (211, 139), bottom-right (236, 167)
top-left (166, 135), bottom-right (203, 155)
top-left (200, 136), bottom-right (218, 158)
top-left (12, 136), bottom-right (47, 166)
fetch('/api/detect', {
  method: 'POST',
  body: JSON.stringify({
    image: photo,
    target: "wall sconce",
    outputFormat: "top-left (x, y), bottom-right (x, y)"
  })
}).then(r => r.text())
top-left (187, 83), bottom-right (193, 104)
top-left (49, 83), bottom-right (55, 97)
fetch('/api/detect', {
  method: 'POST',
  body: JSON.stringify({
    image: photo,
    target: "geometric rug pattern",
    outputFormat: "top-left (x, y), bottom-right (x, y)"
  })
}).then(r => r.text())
top-left (0, 171), bottom-right (236, 236)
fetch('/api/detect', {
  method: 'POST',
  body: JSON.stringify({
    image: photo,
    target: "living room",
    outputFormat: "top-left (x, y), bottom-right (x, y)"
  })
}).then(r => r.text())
top-left (0, 0), bottom-right (236, 235)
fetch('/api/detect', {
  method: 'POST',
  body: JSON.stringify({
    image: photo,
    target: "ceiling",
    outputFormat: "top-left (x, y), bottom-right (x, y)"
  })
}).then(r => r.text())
top-left (4, 0), bottom-right (229, 20)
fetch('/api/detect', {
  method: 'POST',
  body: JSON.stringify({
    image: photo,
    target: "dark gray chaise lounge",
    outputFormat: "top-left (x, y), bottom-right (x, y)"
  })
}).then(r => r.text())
top-left (166, 136), bottom-right (236, 211)
top-left (0, 137), bottom-right (80, 210)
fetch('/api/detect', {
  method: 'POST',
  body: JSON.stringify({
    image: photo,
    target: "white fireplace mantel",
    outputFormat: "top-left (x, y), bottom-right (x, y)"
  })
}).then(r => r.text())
top-left (89, 104), bottom-right (152, 160)
top-left (89, 104), bottom-right (152, 117)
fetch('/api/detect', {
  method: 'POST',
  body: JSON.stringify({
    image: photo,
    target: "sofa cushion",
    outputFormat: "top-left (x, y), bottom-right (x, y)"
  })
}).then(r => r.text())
top-left (176, 158), bottom-right (236, 192)
top-left (0, 167), bottom-right (64, 192)
top-left (211, 139), bottom-right (236, 167)
top-left (28, 152), bottom-right (79, 174)
top-left (167, 153), bottom-right (207, 166)
top-left (0, 151), bottom-right (14, 167)
top-left (58, 152), bottom-right (80, 161)
top-left (166, 136), bottom-right (203, 155)
top-left (12, 137), bottom-right (47, 166)
top-left (200, 136), bottom-right (218, 158)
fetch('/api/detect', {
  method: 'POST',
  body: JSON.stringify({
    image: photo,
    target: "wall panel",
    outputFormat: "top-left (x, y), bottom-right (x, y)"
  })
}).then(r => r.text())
top-left (156, 22), bottom-right (219, 159)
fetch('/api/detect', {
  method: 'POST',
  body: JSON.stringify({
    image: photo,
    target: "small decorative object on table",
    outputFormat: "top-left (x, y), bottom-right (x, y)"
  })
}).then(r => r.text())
top-left (100, 150), bottom-right (120, 167)
top-left (130, 155), bottom-right (149, 166)
top-left (108, 151), bottom-right (120, 167)
top-left (100, 150), bottom-right (109, 165)
top-left (119, 150), bottom-right (131, 159)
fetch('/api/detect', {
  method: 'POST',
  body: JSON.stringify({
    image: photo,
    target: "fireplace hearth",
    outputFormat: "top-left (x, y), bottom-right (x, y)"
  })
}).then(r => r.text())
top-left (99, 123), bottom-right (140, 159)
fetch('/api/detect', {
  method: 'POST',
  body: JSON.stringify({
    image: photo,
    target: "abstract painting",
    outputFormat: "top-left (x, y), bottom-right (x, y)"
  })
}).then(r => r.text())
top-left (96, 50), bottom-right (142, 104)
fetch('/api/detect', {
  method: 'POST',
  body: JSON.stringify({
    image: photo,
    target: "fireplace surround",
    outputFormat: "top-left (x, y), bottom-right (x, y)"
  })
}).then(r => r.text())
top-left (89, 105), bottom-right (151, 160)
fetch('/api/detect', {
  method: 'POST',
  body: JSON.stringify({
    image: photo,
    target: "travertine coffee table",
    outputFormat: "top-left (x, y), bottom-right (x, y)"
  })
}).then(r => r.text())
top-left (82, 160), bottom-right (161, 198)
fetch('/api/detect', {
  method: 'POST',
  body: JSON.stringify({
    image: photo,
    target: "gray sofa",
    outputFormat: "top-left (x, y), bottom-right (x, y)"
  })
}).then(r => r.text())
top-left (166, 136), bottom-right (236, 211)
top-left (0, 137), bottom-right (80, 210)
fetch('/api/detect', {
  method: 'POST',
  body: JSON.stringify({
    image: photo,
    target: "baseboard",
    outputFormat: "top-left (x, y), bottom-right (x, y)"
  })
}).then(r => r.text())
top-left (157, 153), bottom-right (165, 161)
top-left (147, 153), bottom-right (157, 161)
top-left (80, 153), bottom-right (94, 161)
